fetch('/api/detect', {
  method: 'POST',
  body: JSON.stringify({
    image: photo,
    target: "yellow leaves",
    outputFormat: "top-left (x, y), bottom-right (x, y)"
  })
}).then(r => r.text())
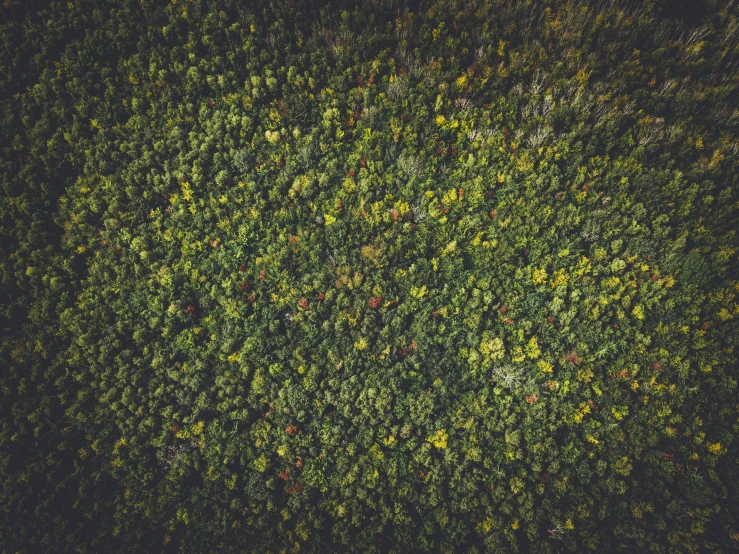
top-left (341, 176), bottom-right (356, 193)
top-left (717, 246), bottom-right (736, 262)
top-left (550, 269), bottom-right (569, 288)
top-left (611, 406), bottom-right (629, 421)
top-left (497, 172), bottom-right (506, 183)
top-left (576, 367), bottom-right (593, 382)
top-left (216, 218), bottom-right (231, 233)
top-left (441, 188), bottom-right (458, 204)
top-left (380, 345), bottom-right (391, 359)
top-left (532, 267), bottom-right (548, 285)
top-left (455, 74), bottom-right (469, 88)
top-left (718, 308), bottom-right (733, 321)
top-left (323, 213), bottom-right (337, 225)
top-left (510, 345), bottom-right (526, 363)
top-left (480, 335), bottom-right (506, 360)
top-left (537, 360), bottom-right (554, 373)
top-left (113, 436), bottom-right (127, 454)
top-left (586, 434), bottom-right (599, 445)
top-left (435, 114), bottom-right (447, 126)
top-left (370, 443), bottom-right (384, 460)
top-left (354, 337), bottom-right (368, 351)
top-left (571, 402), bottom-right (591, 424)
top-left (395, 200), bottom-right (411, 216)
top-left (410, 285), bottom-right (428, 298)
top-left (612, 456), bottom-right (632, 477)
top-left (427, 429), bottom-right (448, 449)
top-left (576, 66), bottom-right (592, 85)
top-left (360, 244), bottom-right (384, 266)
top-left (706, 442), bottom-right (725, 455)
top-left (253, 454), bottom-right (268, 472)
top-left (632, 305), bottom-right (646, 320)
top-left (525, 336), bottom-right (541, 359)
top-left (191, 421), bottom-right (204, 435)
top-left (181, 181), bottom-right (194, 202)
top-left (709, 149), bottom-right (725, 167)
top-left (497, 39), bottom-right (506, 57)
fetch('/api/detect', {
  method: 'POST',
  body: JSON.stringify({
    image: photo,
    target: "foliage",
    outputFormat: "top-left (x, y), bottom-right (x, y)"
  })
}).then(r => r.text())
top-left (1, 0), bottom-right (738, 552)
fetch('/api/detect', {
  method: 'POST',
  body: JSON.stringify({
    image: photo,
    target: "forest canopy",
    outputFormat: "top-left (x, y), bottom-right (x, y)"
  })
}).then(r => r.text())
top-left (1, 0), bottom-right (738, 552)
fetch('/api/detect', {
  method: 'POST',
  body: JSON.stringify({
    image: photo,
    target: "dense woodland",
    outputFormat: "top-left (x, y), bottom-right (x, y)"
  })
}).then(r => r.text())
top-left (1, 0), bottom-right (738, 552)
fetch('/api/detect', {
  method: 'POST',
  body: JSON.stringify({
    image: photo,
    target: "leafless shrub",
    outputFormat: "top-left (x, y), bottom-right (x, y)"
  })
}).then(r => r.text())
top-left (491, 364), bottom-right (529, 389)
top-left (528, 126), bottom-right (553, 149)
top-left (659, 78), bottom-right (678, 96)
top-left (686, 24), bottom-right (710, 47)
top-left (158, 443), bottom-right (187, 469)
top-left (665, 123), bottom-right (685, 142)
top-left (387, 74), bottom-right (410, 101)
top-left (454, 97), bottom-right (472, 111)
top-left (398, 50), bottom-right (421, 77)
top-left (548, 525), bottom-right (566, 540)
top-left (530, 69), bottom-right (549, 94)
top-left (397, 153), bottom-right (423, 179)
top-left (638, 118), bottom-right (665, 146)
top-left (326, 249), bottom-right (336, 267)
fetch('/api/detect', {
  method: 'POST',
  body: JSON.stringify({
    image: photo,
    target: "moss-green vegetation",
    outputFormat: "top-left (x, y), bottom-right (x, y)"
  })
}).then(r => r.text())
top-left (1, 1), bottom-right (737, 552)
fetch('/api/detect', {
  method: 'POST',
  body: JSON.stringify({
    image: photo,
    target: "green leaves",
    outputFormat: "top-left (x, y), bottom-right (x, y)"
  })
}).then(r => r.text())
top-left (1, 1), bottom-right (738, 553)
